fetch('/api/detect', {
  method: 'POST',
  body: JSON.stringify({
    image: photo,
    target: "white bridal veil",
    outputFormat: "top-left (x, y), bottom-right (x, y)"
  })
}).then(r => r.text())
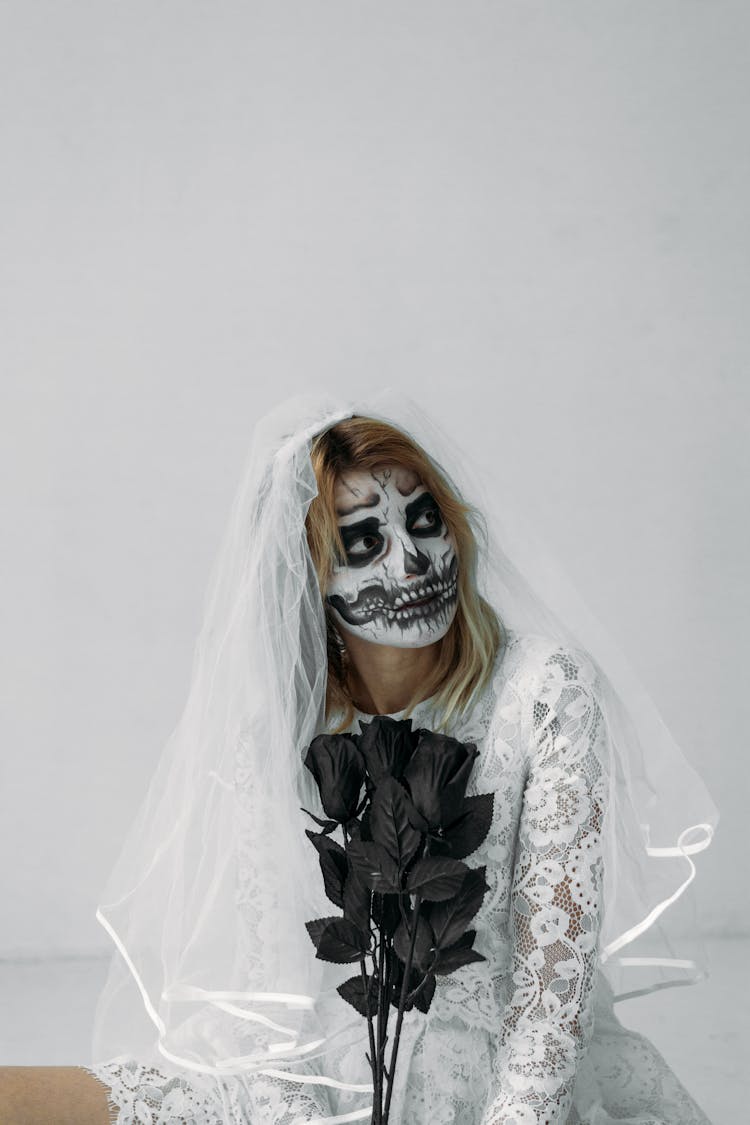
top-left (92, 388), bottom-right (717, 1109)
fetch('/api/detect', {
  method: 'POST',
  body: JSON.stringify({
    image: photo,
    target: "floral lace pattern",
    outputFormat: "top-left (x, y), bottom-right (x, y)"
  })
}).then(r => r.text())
top-left (88, 1057), bottom-right (336, 1125)
top-left (479, 640), bottom-right (607, 1123)
top-left (87, 632), bottom-right (711, 1125)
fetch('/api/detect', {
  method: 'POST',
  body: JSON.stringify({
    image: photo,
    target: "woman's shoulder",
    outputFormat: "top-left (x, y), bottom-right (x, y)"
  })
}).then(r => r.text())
top-left (495, 627), bottom-right (601, 698)
top-left (485, 630), bottom-right (604, 765)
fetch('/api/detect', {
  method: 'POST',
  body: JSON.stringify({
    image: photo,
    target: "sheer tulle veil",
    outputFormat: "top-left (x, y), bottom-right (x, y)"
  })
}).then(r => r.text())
top-left (91, 387), bottom-right (718, 1109)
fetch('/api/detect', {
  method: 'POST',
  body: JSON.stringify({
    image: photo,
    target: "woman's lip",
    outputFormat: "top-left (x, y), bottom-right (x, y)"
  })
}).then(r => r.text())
top-left (399, 592), bottom-right (438, 610)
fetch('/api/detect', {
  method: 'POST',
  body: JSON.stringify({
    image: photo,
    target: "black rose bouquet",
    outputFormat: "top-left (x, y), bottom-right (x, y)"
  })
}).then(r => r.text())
top-left (301, 716), bottom-right (494, 1125)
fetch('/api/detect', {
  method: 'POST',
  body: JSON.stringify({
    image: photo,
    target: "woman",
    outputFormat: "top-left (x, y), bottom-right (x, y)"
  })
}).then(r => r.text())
top-left (2, 391), bottom-right (717, 1123)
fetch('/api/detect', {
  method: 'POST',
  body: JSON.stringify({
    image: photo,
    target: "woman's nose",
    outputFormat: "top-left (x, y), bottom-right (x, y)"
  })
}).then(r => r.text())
top-left (397, 534), bottom-right (431, 579)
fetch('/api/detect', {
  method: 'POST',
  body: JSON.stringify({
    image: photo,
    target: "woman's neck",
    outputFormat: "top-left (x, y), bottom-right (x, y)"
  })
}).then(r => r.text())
top-left (342, 633), bottom-right (442, 715)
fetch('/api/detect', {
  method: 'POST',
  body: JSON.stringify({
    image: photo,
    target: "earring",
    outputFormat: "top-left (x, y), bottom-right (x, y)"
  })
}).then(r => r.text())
top-left (334, 627), bottom-right (347, 653)
top-left (327, 616), bottom-right (347, 654)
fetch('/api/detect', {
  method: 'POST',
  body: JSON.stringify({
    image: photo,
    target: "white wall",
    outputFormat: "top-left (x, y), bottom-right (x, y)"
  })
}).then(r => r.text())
top-left (2, 0), bottom-right (748, 955)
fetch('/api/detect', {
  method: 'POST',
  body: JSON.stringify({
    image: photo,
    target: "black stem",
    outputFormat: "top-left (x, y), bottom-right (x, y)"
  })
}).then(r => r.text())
top-left (382, 837), bottom-right (431, 1124)
top-left (343, 825), bottom-right (379, 1124)
top-left (382, 889), bottom-right (423, 1125)
top-left (375, 902), bottom-right (386, 1122)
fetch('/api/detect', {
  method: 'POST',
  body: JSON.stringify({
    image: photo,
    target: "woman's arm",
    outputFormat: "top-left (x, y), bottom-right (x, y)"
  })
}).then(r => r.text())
top-left (482, 644), bottom-right (609, 1125)
top-left (0, 1066), bottom-right (115, 1124)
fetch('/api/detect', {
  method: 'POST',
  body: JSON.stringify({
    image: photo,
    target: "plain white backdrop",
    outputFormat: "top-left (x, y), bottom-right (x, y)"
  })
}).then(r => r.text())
top-left (1, 0), bottom-right (748, 976)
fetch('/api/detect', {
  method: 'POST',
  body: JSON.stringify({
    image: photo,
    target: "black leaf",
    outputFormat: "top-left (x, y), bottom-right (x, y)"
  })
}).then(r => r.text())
top-left (405, 856), bottom-right (469, 901)
top-left (389, 958), bottom-right (426, 1012)
top-left (441, 793), bottom-right (495, 859)
top-left (305, 830), bottom-right (348, 909)
top-left (305, 915), bottom-right (341, 953)
top-left (369, 777), bottom-right (422, 868)
top-left (393, 909), bottom-right (435, 972)
top-left (347, 839), bottom-right (401, 893)
top-left (316, 918), bottom-right (370, 964)
top-left (337, 973), bottom-right (380, 1018)
top-left (300, 807), bottom-right (339, 833)
top-left (433, 945), bottom-right (486, 975)
top-left (426, 866), bottom-right (490, 951)
top-left (342, 867), bottom-right (371, 936)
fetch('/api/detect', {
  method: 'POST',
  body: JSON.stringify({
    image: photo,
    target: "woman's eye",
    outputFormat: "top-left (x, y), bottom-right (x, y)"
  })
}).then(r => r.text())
top-left (411, 508), bottom-right (442, 534)
top-left (350, 534), bottom-right (379, 555)
top-left (343, 532), bottom-right (383, 564)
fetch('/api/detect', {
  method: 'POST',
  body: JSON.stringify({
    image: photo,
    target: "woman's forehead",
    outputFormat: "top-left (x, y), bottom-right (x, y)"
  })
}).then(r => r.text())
top-left (333, 464), bottom-right (424, 516)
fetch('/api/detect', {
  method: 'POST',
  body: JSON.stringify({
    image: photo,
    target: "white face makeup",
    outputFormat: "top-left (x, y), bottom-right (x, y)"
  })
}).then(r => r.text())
top-left (325, 464), bottom-right (459, 649)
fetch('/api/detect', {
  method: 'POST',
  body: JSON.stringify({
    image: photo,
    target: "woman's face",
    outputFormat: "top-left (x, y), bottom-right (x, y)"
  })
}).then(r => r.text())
top-left (325, 463), bottom-right (459, 649)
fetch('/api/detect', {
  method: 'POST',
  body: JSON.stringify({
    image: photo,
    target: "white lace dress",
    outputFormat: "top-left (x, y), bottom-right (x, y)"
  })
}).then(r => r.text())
top-left (86, 630), bottom-right (712, 1125)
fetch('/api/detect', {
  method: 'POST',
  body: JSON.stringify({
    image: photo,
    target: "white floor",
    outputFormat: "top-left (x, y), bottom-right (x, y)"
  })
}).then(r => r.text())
top-left (1, 939), bottom-right (746, 1123)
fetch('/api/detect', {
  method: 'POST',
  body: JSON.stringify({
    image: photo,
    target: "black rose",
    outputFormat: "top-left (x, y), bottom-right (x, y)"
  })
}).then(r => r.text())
top-left (402, 732), bottom-right (479, 829)
top-left (357, 716), bottom-right (420, 783)
top-left (304, 734), bottom-right (365, 824)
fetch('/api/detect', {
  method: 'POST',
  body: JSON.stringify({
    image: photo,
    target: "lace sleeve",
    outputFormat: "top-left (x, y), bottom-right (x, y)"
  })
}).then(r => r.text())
top-left (482, 644), bottom-right (609, 1125)
top-left (87, 1057), bottom-right (334, 1125)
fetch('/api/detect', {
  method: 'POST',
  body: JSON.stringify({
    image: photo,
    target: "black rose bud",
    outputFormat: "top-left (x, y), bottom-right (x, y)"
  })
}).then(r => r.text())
top-left (402, 732), bottom-right (479, 829)
top-left (357, 716), bottom-right (420, 783)
top-left (304, 734), bottom-right (365, 824)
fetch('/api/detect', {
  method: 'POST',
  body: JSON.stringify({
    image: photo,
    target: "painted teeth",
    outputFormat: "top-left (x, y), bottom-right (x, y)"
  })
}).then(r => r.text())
top-left (359, 577), bottom-right (458, 621)
top-left (386, 578), bottom-right (457, 616)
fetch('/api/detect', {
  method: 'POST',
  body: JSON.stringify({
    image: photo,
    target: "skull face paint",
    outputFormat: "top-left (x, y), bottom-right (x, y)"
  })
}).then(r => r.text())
top-left (325, 464), bottom-right (459, 648)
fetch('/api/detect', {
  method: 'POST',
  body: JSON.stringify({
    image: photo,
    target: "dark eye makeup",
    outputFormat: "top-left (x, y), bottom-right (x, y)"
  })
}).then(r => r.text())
top-left (338, 516), bottom-right (384, 567)
top-left (405, 492), bottom-right (444, 537)
top-left (336, 493), bottom-right (444, 567)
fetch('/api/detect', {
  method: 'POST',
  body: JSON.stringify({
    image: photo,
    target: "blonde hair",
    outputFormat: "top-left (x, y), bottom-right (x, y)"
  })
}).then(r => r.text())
top-left (305, 414), bottom-right (506, 733)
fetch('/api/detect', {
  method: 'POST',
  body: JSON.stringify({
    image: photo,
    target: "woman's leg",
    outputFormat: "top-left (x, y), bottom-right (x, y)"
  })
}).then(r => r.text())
top-left (0, 1066), bottom-right (116, 1125)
